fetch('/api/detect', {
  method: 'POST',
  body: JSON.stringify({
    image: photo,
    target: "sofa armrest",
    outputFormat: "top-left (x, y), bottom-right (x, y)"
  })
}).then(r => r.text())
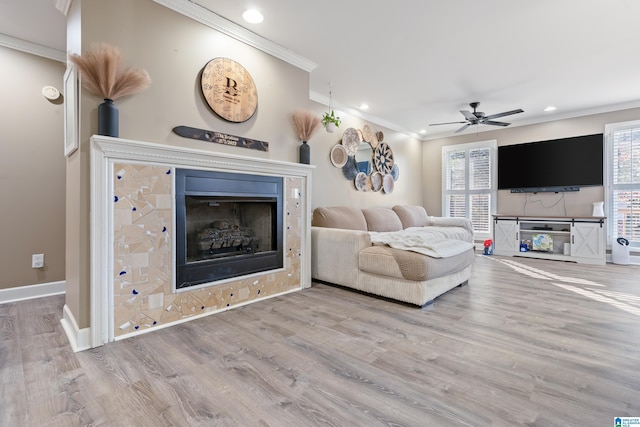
top-left (311, 227), bottom-right (371, 286)
top-left (429, 216), bottom-right (474, 236)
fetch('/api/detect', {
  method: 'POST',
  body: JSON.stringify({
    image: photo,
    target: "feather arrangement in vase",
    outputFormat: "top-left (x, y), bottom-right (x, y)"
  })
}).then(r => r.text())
top-left (68, 43), bottom-right (151, 137)
top-left (292, 110), bottom-right (320, 164)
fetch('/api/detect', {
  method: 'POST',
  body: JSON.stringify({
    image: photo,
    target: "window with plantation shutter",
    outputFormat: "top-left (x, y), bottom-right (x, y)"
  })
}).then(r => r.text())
top-left (605, 121), bottom-right (640, 247)
top-left (442, 140), bottom-right (497, 239)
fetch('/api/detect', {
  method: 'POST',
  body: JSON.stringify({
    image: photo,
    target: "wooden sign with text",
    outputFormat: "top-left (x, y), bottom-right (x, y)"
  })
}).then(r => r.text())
top-left (172, 126), bottom-right (269, 152)
top-left (200, 58), bottom-right (258, 123)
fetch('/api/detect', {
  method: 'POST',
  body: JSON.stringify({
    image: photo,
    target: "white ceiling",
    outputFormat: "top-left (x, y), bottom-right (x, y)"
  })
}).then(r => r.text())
top-left (3, 0), bottom-right (640, 139)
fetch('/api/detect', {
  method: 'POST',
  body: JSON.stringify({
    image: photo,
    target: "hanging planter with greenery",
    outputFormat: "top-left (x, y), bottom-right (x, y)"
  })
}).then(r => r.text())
top-left (322, 88), bottom-right (341, 133)
top-left (322, 110), bottom-right (341, 133)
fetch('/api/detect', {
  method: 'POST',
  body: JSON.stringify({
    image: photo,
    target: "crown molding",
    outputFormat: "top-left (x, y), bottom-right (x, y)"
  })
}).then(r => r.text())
top-left (309, 90), bottom-right (417, 138)
top-left (54, 0), bottom-right (73, 16)
top-left (153, 0), bottom-right (317, 72)
top-left (0, 33), bottom-right (66, 63)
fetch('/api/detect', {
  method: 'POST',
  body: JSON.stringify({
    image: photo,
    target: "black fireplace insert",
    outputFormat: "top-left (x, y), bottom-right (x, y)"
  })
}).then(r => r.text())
top-left (175, 169), bottom-right (283, 289)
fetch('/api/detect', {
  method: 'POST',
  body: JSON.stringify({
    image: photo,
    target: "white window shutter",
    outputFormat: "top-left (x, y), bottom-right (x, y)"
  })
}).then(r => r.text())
top-left (608, 123), bottom-right (640, 246)
top-left (442, 141), bottom-right (496, 238)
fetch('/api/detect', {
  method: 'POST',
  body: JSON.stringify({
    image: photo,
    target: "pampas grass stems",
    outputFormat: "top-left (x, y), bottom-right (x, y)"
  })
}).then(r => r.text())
top-left (292, 110), bottom-right (320, 141)
top-left (69, 43), bottom-right (151, 101)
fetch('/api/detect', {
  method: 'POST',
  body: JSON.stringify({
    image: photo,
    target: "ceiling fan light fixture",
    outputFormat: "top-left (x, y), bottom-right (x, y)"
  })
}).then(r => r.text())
top-left (429, 101), bottom-right (524, 132)
top-left (242, 9), bottom-right (264, 24)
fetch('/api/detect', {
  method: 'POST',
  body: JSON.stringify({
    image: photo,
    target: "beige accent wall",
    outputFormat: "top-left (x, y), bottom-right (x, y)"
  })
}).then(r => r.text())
top-left (64, 0), bottom-right (423, 327)
top-left (0, 47), bottom-right (66, 290)
top-left (422, 107), bottom-right (640, 217)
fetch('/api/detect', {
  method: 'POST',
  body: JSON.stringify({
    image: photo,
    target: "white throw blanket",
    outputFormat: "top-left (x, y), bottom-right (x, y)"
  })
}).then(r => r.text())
top-left (369, 226), bottom-right (474, 258)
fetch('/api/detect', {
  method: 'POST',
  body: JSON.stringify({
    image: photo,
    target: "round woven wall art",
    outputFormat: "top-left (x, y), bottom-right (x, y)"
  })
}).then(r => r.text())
top-left (374, 142), bottom-right (394, 174)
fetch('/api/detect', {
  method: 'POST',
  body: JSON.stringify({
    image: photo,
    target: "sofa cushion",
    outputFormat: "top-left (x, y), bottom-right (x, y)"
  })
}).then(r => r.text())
top-left (362, 207), bottom-right (403, 232)
top-left (359, 246), bottom-right (475, 281)
top-left (392, 205), bottom-right (430, 228)
top-left (312, 206), bottom-right (368, 230)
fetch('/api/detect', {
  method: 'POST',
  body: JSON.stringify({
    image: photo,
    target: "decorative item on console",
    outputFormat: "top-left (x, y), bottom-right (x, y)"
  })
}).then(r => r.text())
top-left (292, 110), bottom-right (321, 164)
top-left (329, 123), bottom-right (399, 193)
top-left (68, 43), bottom-right (151, 137)
top-left (592, 201), bottom-right (605, 217)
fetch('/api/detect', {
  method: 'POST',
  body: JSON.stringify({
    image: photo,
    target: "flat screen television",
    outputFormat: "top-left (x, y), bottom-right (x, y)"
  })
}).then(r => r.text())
top-left (497, 133), bottom-right (604, 193)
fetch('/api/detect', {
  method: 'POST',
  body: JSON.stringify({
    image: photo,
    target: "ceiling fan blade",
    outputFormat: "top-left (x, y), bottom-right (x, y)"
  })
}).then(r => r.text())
top-left (483, 109), bottom-right (524, 120)
top-left (429, 121), bottom-right (468, 126)
top-left (482, 120), bottom-right (510, 127)
top-left (460, 110), bottom-right (476, 121)
top-left (455, 124), bottom-right (471, 133)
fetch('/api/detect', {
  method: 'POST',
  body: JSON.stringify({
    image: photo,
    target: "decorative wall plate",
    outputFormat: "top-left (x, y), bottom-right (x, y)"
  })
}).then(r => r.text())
top-left (355, 172), bottom-right (368, 191)
top-left (371, 171), bottom-right (383, 192)
top-left (342, 127), bottom-right (361, 155)
top-left (391, 163), bottom-right (400, 181)
top-left (364, 175), bottom-right (373, 191)
top-left (330, 144), bottom-right (348, 168)
top-left (383, 173), bottom-right (395, 194)
top-left (369, 131), bottom-right (379, 149)
top-left (201, 58), bottom-right (258, 123)
top-left (342, 156), bottom-right (359, 180)
top-left (361, 124), bottom-right (374, 143)
top-left (374, 142), bottom-right (395, 174)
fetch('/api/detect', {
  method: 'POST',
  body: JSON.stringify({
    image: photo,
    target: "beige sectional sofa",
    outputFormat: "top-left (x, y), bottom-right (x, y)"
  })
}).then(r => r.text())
top-left (311, 205), bottom-right (475, 306)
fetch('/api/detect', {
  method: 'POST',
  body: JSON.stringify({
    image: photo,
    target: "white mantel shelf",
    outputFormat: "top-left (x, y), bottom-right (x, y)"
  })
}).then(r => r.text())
top-left (91, 135), bottom-right (315, 176)
top-left (84, 135), bottom-right (314, 350)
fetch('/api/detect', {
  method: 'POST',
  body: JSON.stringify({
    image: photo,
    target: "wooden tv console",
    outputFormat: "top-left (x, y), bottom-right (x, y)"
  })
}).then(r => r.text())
top-left (492, 215), bottom-right (605, 265)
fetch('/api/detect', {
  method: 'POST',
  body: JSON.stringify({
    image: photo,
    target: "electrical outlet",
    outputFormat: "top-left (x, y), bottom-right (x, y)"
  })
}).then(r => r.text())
top-left (32, 254), bottom-right (44, 269)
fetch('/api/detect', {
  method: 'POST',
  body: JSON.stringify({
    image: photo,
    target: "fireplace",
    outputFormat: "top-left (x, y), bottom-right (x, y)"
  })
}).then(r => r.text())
top-left (175, 169), bottom-right (283, 289)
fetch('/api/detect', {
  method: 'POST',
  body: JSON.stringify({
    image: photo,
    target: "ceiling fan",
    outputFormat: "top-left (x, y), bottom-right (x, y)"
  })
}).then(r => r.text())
top-left (430, 102), bottom-right (524, 133)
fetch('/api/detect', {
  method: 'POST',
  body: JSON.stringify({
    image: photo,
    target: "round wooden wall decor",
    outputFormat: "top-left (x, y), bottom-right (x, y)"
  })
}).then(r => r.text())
top-left (201, 57), bottom-right (258, 123)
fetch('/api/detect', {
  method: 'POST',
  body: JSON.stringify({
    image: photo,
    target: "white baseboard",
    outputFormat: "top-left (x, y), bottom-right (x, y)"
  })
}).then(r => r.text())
top-left (61, 304), bottom-right (91, 352)
top-left (0, 280), bottom-right (65, 304)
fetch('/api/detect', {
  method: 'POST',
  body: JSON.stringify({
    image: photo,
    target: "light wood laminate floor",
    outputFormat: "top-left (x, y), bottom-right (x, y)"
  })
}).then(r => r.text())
top-left (1, 255), bottom-right (639, 426)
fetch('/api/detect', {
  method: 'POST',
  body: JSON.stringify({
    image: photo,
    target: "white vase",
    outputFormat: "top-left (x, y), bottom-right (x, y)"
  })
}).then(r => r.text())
top-left (592, 201), bottom-right (604, 217)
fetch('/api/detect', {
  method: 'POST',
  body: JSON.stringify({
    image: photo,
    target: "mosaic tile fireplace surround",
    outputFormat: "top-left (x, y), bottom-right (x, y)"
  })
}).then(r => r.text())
top-left (88, 136), bottom-right (313, 347)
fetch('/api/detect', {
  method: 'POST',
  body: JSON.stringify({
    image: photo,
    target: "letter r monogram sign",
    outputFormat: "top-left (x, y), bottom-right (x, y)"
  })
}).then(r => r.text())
top-left (201, 58), bottom-right (258, 123)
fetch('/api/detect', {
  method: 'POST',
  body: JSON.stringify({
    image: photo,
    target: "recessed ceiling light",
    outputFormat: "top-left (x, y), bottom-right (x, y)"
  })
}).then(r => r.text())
top-left (419, 129), bottom-right (427, 134)
top-left (242, 9), bottom-right (263, 24)
top-left (360, 103), bottom-right (369, 110)
top-left (544, 106), bottom-right (557, 112)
